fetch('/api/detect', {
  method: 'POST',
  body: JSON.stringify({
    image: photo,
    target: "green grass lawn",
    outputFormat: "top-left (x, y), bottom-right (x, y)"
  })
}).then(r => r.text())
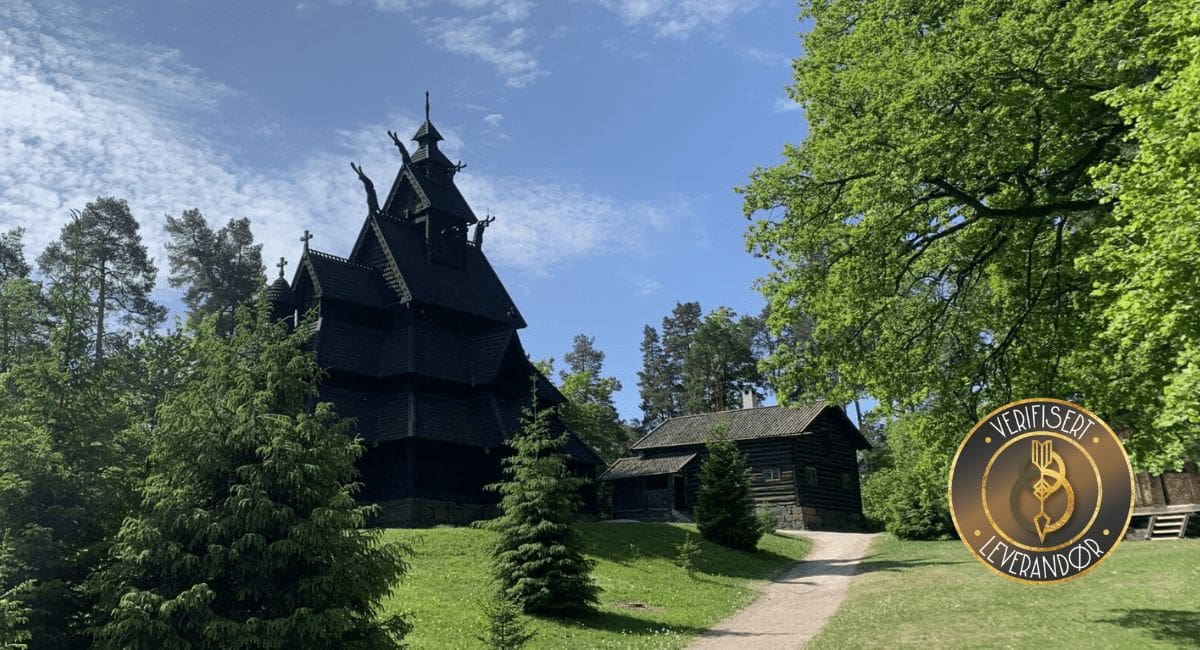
top-left (810, 536), bottom-right (1200, 649)
top-left (379, 522), bottom-right (811, 649)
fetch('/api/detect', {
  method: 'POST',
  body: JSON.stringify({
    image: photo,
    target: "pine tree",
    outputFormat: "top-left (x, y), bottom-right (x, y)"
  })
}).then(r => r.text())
top-left (94, 302), bottom-right (409, 649)
top-left (694, 434), bottom-right (763, 551)
top-left (164, 209), bottom-right (265, 335)
top-left (477, 589), bottom-right (534, 650)
top-left (682, 307), bottom-right (761, 413)
top-left (637, 325), bottom-right (674, 429)
top-left (486, 381), bottom-right (599, 615)
top-left (661, 302), bottom-right (702, 413)
top-left (37, 198), bottom-right (164, 363)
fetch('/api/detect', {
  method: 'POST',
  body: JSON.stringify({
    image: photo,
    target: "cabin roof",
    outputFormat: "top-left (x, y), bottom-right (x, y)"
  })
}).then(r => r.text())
top-left (599, 453), bottom-right (698, 481)
top-left (630, 403), bottom-right (870, 451)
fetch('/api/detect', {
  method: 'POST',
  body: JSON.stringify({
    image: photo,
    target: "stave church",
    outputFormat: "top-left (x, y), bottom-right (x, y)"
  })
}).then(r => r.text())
top-left (266, 96), bottom-right (603, 526)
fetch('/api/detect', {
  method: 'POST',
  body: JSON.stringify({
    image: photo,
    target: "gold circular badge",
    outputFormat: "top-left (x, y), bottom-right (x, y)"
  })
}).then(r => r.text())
top-left (948, 399), bottom-right (1134, 584)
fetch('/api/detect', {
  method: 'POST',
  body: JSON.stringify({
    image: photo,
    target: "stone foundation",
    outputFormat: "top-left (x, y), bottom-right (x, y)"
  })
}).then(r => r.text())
top-left (761, 503), bottom-right (865, 532)
top-left (371, 497), bottom-right (498, 528)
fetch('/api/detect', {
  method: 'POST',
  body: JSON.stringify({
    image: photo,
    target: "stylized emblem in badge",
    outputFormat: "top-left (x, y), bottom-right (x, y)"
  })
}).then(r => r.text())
top-left (950, 399), bottom-right (1134, 584)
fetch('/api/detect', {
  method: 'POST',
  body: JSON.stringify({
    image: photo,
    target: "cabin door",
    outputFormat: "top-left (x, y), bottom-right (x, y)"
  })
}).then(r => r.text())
top-left (673, 476), bottom-right (687, 510)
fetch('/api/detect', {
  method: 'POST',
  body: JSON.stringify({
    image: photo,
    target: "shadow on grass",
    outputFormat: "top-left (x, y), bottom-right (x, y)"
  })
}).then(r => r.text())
top-left (1098, 609), bottom-right (1200, 647)
top-left (580, 523), bottom-right (800, 580)
top-left (540, 609), bottom-right (710, 639)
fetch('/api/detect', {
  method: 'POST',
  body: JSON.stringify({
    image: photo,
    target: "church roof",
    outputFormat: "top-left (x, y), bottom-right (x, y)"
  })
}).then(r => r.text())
top-left (302, 250), bottom-right (394, 309)
top-left (382, 163), bottom-right (476, 223)
top-left (316, 382), bottom-right (601, 465)
top-left (266, 276), bottom-right (294, 305)
top-left (371, 216), bottom-right (524, 326)
top-left (629, 403), bottom-right (870, 451)
top-left (315, 319), bottom-right (517, 384)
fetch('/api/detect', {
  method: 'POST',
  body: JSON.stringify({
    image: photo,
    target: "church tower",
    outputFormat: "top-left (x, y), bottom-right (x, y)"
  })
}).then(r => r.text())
top-left (269, 96), bottom-right (602, 526)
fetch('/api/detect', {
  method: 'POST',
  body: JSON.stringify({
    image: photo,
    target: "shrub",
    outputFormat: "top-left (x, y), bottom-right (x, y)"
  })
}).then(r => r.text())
top-left (694, 437), bottom-right (763, 550)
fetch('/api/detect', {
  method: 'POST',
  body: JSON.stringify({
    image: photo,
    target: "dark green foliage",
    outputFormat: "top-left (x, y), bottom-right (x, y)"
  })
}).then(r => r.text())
top-left (674, 534), bottom-right (701, 578)
top-left (556, 335), bottom-right (631, 461)
top-left (476, 589), bottom-right (534, 650)
top-left (37, 198), bottom-right (164, 363)
top-left (0, 538), bottom-right (33, 649)
top-left (636, 325), bottom-right (674, 429)
top-left (0, 228), bottom-right (46, 372)
top-left (93, 302), bottom-right (409, 649)
top-left (694, 436), bottom-right (763, 551)
top-left (0, 250), bottom-right (144, 648)
top-left (640, 303), bottom-right (766, 424)
top-left (682, 307), bottom-right (761, 413)
top-left (164, 209), bottom-right (265, 335)
top-left (486, 381), bottom-right (599, 615)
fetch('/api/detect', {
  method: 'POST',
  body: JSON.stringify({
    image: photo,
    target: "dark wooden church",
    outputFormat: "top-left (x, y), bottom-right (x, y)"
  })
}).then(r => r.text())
top-left (266, 97), bottom-right (603, 526)
top-left (600, 396), bottom-right (871, 530)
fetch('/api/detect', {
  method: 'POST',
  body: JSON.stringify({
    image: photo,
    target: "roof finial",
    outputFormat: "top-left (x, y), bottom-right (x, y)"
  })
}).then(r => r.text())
top-left (301, 229), bottom-right (313, 252)
top-left (425, 91), bottom-right (430, 121)
top-left (276, 256), bottom-right (287, 279)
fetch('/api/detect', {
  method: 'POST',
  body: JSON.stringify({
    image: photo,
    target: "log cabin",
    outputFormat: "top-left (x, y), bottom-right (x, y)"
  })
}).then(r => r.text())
top-left (601, 395), bottom-right (871, 530)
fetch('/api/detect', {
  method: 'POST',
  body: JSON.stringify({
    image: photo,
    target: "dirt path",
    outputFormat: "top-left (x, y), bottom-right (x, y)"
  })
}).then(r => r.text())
top-left (688, 531), bottom-right (879, 650)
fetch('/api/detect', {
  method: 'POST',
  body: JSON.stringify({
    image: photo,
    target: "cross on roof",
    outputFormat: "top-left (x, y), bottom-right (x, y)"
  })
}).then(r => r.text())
top-left (276, 256), bottom-right (287, 279)
top-left (301, 230), bottom-right (313, 251)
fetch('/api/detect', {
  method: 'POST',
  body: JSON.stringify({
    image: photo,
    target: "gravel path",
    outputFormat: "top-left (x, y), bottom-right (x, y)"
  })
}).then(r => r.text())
top-left (688, 530), bottom-right (879, 650)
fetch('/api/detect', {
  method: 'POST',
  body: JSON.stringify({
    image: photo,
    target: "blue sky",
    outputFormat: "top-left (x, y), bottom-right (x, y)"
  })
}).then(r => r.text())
top-left (0, 0), bottom-right (811, 421)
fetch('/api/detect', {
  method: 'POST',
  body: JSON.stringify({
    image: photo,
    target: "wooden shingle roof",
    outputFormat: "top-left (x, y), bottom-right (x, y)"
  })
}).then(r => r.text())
top-left (599, 453), bottom-right (699, 481)
top-left (630, 403), bottom-right (854, 451)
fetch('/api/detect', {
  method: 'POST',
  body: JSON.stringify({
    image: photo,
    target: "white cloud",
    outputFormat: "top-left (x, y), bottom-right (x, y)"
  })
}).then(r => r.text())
top-left (457, 173), bottom-right (679, 273)
top-left (598, 0), bottom-right (757, 39)
top-left (773, 96), bottom-right (802, 113)
top-left (483, 113), bottom-right (504, 127)
top-left (0, 0), bottom-right (673, 307)
top-left (624, 275), bottom-right (662, 296)
top-left (362, 0), bottom-right (544, 88)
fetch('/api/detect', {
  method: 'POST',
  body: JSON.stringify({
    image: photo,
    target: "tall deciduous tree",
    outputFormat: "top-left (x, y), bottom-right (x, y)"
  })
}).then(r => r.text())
top-left (558, 335), bottom-right (630, 461)
top-left (164, 209), bottom-right (265, 334)
top-left (741, 1), bottom-right (1198, 470)
top-left (487, 381), bottom-right (598, 615)
top-left (1076, 0), bottom-right (1200, 468)
top-left (38, 198), bottom-right (164, 363)
top-left (95, 302), bottom-right (409, 649)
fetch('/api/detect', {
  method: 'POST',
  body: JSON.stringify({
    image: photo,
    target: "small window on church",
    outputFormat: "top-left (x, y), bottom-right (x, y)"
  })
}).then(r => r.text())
top-left (805, 466), bottom-right (818, 486)
top-left (842, 472), bottom-right (853, 490)
top-left (763, 468), bottom-right (781, 481)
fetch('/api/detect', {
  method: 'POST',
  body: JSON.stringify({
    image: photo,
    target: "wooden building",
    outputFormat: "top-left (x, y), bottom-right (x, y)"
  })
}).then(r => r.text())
top-left (601, 400), bottom-right (871, 530)
top-left (1128, 461), bottom-right (1200, 539)
top-left (267, 98), bottom-right (603, 526)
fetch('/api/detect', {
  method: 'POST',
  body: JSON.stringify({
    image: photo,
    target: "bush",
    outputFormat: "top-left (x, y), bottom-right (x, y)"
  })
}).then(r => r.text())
top-left (694, 437), bottom-right (764, 550)
top-left (860, 410), bottom-right (958, 540)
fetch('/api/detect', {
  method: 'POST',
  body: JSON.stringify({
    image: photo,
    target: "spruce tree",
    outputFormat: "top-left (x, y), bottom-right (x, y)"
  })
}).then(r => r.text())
top-left (694, 434), bottom-right (763, 551)
top-left (486, 381), bottom-right (598, 615)
top-left (94, 302), bottom-right (408, 649)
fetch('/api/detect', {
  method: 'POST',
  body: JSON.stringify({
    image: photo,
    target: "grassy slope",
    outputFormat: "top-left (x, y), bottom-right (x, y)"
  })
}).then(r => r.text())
top-left (380, 522), bottom-right (811, 649)
top-left (810, 536), bottom-right (1200, 649)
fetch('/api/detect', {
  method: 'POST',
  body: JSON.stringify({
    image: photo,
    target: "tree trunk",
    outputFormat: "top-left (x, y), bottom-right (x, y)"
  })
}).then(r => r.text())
top-left (95, 258), bottom-right (106, 365)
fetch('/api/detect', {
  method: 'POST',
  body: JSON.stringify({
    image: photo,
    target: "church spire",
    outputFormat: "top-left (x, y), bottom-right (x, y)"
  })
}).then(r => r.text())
top-left (411, 91), bottom-right (453, 169)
